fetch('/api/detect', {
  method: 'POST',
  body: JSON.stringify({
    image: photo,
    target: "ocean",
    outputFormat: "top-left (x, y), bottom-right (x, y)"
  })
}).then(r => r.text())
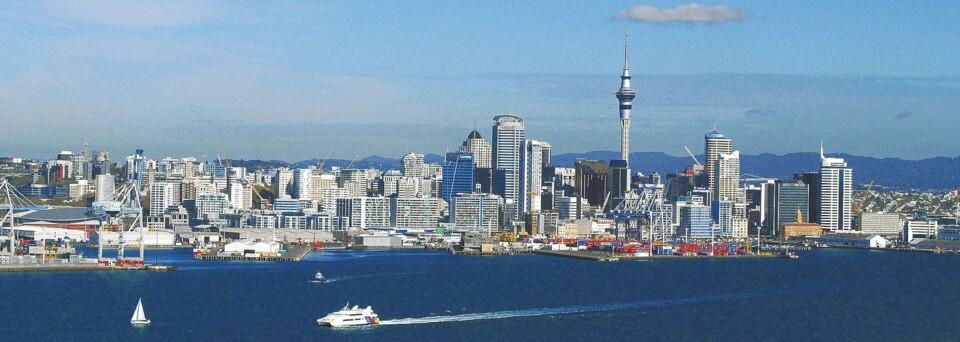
top-left (0, 247), bottom-right (957, 341)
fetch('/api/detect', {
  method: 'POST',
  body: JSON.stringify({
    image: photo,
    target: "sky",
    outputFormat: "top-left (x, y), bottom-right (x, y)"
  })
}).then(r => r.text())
top-left (1, 1), bottom-right (958, 162)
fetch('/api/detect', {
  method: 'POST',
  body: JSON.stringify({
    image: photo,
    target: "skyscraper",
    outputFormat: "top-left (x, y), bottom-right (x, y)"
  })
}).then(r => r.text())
top-left (492, 114), bottom-right (525, 220)
top-left (616, 31), bottom-right (635, 163)
top-left (713, 150), bottom-right (742, 204)
top-left (401, 153), bottom-right (425, 179)
top-left (764, 180), bottom-right (810, 236)
top-left (459, 130), bottom-right (492, 169)
top-left (704, 129), bottom-right (732, 191)
top-left (149, 182), bottom-right (175, 216)
top-left (95, 173), bottom-right (115, 203)
top-left (820, 145), bottom-right (853, 231)
top-left (442, 151), bottom-right (476, 218)
top-left (520, 140), bottom-right (548, 215)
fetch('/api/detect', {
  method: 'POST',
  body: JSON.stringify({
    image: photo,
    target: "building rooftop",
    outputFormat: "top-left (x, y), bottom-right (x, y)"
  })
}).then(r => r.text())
top-left (705, 129), bottom-right (725, 139)
top-left (466, 129), bottom-right (483, 140)
top-left (19, 207), bottom-right (91, 223)
top-left (821, 233), bottom-right (880, 240)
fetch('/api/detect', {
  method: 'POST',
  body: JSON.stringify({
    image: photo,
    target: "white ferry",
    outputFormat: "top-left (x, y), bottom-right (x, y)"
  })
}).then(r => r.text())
top-left (317, 303), bottom-right (379, 327)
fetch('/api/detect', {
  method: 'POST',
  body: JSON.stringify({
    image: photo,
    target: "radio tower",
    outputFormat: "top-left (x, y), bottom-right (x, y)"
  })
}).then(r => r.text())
top-left (616, 29), bottom-right (636, 163)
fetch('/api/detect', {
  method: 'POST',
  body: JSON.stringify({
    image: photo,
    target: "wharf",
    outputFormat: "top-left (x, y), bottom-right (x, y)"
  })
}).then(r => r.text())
top-left (534, 249), bottom-right (796, 261)
top-left (447, 246), bottom-right (532, 256)
top-left (195, 245), bottom-right (312, 262)
top-left (0, 263), bottom-right (175, 272)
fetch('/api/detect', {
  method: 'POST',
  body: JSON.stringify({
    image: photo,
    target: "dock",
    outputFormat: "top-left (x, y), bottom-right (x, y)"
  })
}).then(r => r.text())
top-left (534, 249), bottom-right (797, 261)
top-left (195, 245), bottom-right (312, 262)
top-left (0, 263), bottom-right (176, 272)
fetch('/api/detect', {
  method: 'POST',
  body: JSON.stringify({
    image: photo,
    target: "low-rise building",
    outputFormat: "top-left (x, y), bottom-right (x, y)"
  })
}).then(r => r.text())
top-left (820, 233), bottom-right (888, 248)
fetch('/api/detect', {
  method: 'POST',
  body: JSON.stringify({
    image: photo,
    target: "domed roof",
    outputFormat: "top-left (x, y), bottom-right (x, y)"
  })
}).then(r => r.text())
top-left (467, 129), bottom-right (483, 140)
top-left (705, 129), bottom-right (725, 139)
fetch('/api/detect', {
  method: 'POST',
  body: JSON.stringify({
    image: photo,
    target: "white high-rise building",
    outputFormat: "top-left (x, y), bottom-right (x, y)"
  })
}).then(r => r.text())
top-left (274, 169), bottom-right (293, 199)
top-left (520, 140), bottom-right (548, 216)
top-left (396, 177), bottom-right (421, 198)
top-left (336, 197), bottom-right (390, 229)
top-left (95, 173), bottom-right (116, 202)
top-left (229, 182), bottom-right (253, 210)
top-left (820, 145), bottom-right (853, 232)
top-left (492, 114), bottom-right (525, 220)
top-left (150, 182), bottom-right (175, 216)
top-left (322, 187), bottom-right (351, 213)
top-left (459, 130), bottom-right (492, 169)
top-left (714, 150), bottom-right (743, 204)
top-left (310, 173), bottom-right (337, 203)
top-left (401, 153), bottom-right (425, 179)
top-left (704, 129), bottom-right (733, 192)
top-left (380, 170), bottom-right (403, 197)
top-left (293, 168), bottom-right (313, 200)
top-left (454, 193), bottom-right (501, 234)
top-left (390, 197), bottom-right (443, 229)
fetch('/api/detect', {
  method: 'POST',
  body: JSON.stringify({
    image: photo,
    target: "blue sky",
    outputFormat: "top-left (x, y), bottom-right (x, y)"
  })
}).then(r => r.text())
top-left (1, 1), bottom-right (958, 162)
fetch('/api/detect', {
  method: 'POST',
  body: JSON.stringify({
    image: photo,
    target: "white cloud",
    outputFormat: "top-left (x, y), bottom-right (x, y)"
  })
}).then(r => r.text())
top-left (617, 3), bottom-right (750, 23)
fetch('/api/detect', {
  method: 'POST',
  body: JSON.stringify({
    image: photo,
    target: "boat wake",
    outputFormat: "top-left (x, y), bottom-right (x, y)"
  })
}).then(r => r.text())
top-left (379, 288), bottom-right (796, 326)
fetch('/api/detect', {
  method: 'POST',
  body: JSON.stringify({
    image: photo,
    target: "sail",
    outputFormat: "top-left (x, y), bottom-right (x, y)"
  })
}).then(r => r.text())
top-left (131, 298), bottom-right (147, 322)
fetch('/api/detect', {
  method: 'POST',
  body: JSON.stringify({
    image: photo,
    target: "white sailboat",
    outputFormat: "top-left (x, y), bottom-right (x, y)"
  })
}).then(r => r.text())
top-left (130, 298), bottom-right (151, 325)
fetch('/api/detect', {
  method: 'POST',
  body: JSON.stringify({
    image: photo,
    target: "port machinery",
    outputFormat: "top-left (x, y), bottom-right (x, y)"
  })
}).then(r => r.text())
top-left (87, 149), bottom-right (148, 265)
top-left (607, 180), bottom-right (673, 242)
top-left (0, 179), bottom-right (47, 256)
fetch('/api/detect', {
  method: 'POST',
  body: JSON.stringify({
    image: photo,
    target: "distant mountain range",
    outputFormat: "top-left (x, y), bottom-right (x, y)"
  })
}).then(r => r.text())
top-left (228, 151), bottom-right (960, 190)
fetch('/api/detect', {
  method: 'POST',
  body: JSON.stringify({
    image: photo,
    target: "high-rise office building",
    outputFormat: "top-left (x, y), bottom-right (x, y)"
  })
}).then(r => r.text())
top-left (149, 182), bottom-right (175, 216)
top-left (273, 169), bottom-right (293, 199)
top-left (764, 180), bottom-right (809, 236)
top-left (492, 114), bottom-right (525, 220)
top-left (336, 197), bottom-right (390, 229)
top-left (520, 140), bottom-right (548, 216)
top-left (574, 159), bottom-right (608, 212)
top-left (679, 201), bottom-right (713, 239)
top-left (401, 153), bottom-right (425, 179)
top-left (713, 150), bottom-right (742, 204)
top-left (454, 193), bottom-right (501, 234)
top-left (442, 152), bottom-right (476, 218)
top-left (712, 198), bottom-right (734, 237)
top-left (390, 197), bottom-right (443, 229)
top-left (459, 130), bottom-right (492, 169)
top-left (820, 145), bottom-right (853, 231)
top-left (616, 31), bottom-right (635, 163)
top-left (704, 129), bottom-right (732, 191)
top-left (607, 160), bottom-right (630, 211)
top-left (380, 170), bottom-right (403, 197)
top-left (293, 168), bottom-right (312, 200)
top-left (95, 173), bottom-right (115, 203)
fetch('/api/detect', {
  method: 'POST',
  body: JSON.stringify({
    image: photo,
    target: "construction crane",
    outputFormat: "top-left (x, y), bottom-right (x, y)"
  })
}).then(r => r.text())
top-left (345, 155), bottom-right (361, 169)
top-left (683, 146), bottom-right (702, 166)
top-left (316, 151), bottom-right (333, 171)
top-left (854, 181), bottom-right (875, 214)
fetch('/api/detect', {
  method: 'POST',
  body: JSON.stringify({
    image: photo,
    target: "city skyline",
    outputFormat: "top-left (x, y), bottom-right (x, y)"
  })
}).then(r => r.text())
top-left (2, 2), bottom-right (959, 161)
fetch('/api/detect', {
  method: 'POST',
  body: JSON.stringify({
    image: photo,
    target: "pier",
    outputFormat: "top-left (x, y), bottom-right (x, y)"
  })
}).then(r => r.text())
top-left (0, 262), bottom-right (175, 272)
top-left (534, 249), bottom-right (797, 261)
top-left (195, 245), bottom-right (312, 262)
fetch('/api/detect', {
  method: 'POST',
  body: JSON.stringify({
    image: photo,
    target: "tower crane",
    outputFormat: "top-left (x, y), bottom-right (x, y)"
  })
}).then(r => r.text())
top-left (683, 146), bottom-right (702, 166)
top-left (317, 151), bottom-right (333, 171)
top-left (345, 155), bottom-right (361, 169)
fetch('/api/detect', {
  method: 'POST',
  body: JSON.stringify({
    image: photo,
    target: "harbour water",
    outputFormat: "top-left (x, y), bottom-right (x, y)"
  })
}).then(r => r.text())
top-left (1, 247), bottom-right (958, 341)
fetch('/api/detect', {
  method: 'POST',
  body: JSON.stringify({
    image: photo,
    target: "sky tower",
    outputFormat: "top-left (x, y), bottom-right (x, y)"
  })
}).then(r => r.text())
top-left (616, 30), bottom-right (635, 163)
